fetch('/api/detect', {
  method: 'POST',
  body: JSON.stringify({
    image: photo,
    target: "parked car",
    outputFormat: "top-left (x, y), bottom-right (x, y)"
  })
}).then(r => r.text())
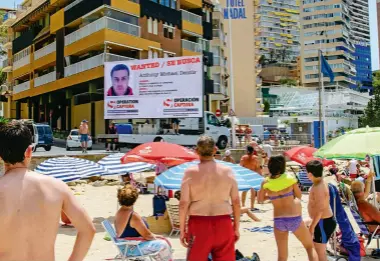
top-left (66, 129), bottom-right (93, 151)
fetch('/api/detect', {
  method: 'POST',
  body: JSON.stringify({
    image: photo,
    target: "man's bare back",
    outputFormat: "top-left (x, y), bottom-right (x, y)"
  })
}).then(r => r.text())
top-left (183, 161), bottom-right (236, 216)
top-left (0, 169), bottom-right (95, 261)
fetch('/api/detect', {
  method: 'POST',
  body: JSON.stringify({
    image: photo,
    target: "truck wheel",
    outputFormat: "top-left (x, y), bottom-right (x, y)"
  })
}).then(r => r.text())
top-left (44, 145), bottom-right (52, 152)
top-left (33, 146), bottom-right (37, 152)
top-left (217, 136), bottom-right (228, 150)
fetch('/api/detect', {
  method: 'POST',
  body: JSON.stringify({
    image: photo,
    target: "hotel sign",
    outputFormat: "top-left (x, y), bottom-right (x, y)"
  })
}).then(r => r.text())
top-left (223, 0), bottom-right (247, 19)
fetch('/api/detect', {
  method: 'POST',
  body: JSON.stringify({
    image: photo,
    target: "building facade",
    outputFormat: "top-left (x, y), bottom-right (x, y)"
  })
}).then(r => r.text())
top-left (0, 0), bottom-right (216, 136)
top-left (300, 0), bottom-right (372, 91)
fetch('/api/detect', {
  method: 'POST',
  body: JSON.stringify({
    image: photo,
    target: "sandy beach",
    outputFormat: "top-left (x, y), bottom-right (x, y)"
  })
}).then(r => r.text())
top-left (54, 181), bottom-right (376, 261)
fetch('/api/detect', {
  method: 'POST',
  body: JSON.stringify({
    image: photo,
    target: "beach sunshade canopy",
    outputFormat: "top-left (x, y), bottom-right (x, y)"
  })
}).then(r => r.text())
top-left (98, 153), bottom-right (155, 175)
top-left (35, 157), bottom-right (107, 182)
top-left (314, 126), bottom-right (380, 160)
top-left (121, 142), bottom-right (199, 166)
top-left (284, 146), bottom-right (334, 166)
top-left (154, 160), bottom-right (264, 191)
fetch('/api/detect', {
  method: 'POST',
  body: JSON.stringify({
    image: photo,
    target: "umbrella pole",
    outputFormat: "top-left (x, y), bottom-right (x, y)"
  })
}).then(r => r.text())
top-left (318, 49), bottom-right (323, 148)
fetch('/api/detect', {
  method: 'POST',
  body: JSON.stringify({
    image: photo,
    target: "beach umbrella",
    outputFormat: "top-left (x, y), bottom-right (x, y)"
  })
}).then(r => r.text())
top-left (284, 146), bottom-right (334, 166)
top-left (35, 157), bottom-right (107, 182)
top-left (98, 153), bottom-right (155, 175)
top-left (121, 142), bottom-right (199, 166)
top-left (154, 160), bottom-right (264, 191)
top-left (314, 126), bottom-right (380, 160)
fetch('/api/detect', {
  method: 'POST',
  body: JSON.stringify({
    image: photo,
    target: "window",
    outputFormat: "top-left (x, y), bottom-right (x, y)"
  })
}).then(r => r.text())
top-left (153, 19), bottom-right (158, 35)
top-left (163, 23), bottom-right (174, 39)
top-left (207, 114), bottom-right (220, 126)
top-left (147, 18), bottom-right (152, 33)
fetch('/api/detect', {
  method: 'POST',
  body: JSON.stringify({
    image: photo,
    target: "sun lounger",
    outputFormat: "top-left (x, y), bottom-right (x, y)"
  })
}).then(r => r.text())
top-left (102, 220), bottom-right (158, 261)
top-left (297, 167), bottom-right (313, 191)
top-left (166, 198), bottom-right (181, 236)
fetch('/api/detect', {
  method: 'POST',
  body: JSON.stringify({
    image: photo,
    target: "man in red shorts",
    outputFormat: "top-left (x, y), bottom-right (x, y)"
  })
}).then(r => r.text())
top-left (179, 135), bottom-right (240, 261)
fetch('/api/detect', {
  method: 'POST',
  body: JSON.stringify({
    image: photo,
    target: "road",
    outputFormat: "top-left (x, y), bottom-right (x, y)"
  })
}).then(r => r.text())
top-left (33, 139), bottom-right (128, 157)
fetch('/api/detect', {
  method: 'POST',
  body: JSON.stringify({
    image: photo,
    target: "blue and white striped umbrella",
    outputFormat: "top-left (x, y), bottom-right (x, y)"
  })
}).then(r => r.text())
top-left (98, 153), bottom-right (155, 175)
top-left (35, 157), bottom-right (108, 182)
top-left (154, 160), bottom-right (264, 191)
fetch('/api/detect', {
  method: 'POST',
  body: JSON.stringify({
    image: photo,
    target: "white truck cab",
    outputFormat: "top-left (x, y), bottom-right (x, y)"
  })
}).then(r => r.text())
top-left (100, 111), bottom-right (230, 149)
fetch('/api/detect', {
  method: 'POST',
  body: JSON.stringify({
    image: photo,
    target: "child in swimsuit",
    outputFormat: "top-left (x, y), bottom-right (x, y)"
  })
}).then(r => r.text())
top-left (258, 155), bottom-right (318, 261)
top-left (306, 160), bottom-right (337, 261)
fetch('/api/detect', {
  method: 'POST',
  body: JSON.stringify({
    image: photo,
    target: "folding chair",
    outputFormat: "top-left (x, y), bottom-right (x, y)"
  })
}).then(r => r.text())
top-left (102, 220), bottom-right (157, 261)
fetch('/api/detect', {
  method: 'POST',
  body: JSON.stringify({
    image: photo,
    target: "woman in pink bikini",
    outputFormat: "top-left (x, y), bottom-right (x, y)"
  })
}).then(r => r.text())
top-left (258, 155), bottom-right (318, 261)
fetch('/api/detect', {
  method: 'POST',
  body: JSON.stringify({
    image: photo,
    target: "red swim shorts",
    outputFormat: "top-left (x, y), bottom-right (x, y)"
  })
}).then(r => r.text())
top-left (186, 215), bottom-right (235, 261)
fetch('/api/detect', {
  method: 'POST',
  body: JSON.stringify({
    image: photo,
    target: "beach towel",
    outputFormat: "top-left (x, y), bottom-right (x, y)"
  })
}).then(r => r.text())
top-left (244, 226), bottom-right (274, 234)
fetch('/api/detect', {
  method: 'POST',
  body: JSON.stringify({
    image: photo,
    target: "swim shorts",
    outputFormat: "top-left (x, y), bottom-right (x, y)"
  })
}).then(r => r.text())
top-left (187, 215), bottom-right (235, 261)
top-left (80, 134), bottom-right (89, 142)
top-left (314, 216), bottom-right (337, 244)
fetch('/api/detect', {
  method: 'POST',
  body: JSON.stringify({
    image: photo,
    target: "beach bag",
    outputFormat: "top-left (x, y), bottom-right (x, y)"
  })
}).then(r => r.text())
top-left (153, 195), bottom-right (168, 216)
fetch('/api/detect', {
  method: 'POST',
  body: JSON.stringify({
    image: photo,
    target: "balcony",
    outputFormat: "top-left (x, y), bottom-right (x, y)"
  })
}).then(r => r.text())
top-left (13, 26), bottom-right (43, 54)
top-left (203, 21), bottom-right (212, 40)
top-left (2, 12), bottom-right (16, 26)
top-left (3, 36), bottom-right (13, 50)
top-left (204, 78), bottom-right (214, 94)
top-left (34, 71), bottom-right (57, 87)
top-left (214, 83), bottom-right (221, 93)
top-left (65, 53), bottom-right (135, 77)
top-left (34, 42), bottom-right (56, 60)
top-left (13, 55), bottom-right (30, 70)
top-left (65, 17), bottom-right (140, 47)
top-left (1, 59), bottom-right (12, 72)
top-left (182, 39), bottom-right (201, 53)
top-left (181, 10), bottom-right (203, 36)
top-left (203, 51), bottom-right (213, 67)
top-left (64, 0), bottom-right (110, 25)
top-left (13, 81), bottom-right (31, 94)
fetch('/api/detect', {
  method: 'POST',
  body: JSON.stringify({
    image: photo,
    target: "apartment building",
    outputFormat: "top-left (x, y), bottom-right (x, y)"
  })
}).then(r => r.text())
top-left (209, 2), bottom-right (229, 114)
top-left (300, 0), bottom-right (372, 91)
top-left (0, 0), bottom-right (215, 136)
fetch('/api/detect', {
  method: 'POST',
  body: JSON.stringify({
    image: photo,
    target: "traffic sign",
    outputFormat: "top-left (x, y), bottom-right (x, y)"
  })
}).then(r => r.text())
top-left (215, 109), bottom-right (222, 117)
top-left (228, 109), bottom-right (236, 117)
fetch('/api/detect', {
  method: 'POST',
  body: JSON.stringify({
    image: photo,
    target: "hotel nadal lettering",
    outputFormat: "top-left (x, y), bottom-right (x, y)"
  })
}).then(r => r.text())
top-left (223, 0), bottom-right (247, 19)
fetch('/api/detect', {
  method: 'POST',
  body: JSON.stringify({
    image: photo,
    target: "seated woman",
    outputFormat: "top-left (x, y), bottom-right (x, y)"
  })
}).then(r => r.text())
top-left (115, 185), bottom-right (172, 260)
top-left (258, 155), bottom-right (317, 261)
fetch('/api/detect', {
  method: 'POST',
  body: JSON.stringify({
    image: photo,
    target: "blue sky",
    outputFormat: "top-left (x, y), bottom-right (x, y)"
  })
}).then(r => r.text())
top-left (2, 0), bottom-right (380, 70)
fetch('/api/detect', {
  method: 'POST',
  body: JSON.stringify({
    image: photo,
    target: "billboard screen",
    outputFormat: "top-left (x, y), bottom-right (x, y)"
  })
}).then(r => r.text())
top-left (104, 56), bottom-right (203, 119)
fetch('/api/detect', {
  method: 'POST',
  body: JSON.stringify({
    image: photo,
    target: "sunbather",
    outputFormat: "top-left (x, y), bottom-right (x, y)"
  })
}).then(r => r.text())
top-left (258, 155), bottom-right (318, 261)
top-left (115, 185), bottom-right (172, 260)
top-left (351, 173), bottom-right (380, 234)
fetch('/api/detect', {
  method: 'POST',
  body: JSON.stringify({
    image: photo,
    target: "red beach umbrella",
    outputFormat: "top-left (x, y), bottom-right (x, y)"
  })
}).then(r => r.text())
top-left (121, 142), bottom-right (199, 166)
top-left (284, 146), bottom-right (334, 167)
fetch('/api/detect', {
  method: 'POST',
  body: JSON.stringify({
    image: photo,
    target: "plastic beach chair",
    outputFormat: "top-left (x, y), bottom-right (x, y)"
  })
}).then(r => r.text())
top-left (102, 220), bottom-right (157, 261)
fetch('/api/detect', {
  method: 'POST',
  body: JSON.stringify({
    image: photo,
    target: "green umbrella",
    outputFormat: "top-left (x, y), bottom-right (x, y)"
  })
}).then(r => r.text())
top-left (314, 126), bottom-right (380, 160)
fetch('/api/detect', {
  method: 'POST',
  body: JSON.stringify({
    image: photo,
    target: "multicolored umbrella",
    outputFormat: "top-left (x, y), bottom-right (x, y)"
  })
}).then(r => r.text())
top-left (284, 146), bottom-right (334, 166)
top-left (314, 126), bottom-right (380, 160)
top-left (154, 160), bottom-right (264, 191)
top-left (121, 142), bottom-right (199, 166)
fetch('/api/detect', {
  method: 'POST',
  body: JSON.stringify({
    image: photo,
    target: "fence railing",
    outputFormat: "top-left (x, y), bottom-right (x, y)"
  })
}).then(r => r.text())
top-left (105, 53), bottom-right (136, 62)
top-left (65, 17), bottom-right (140, 46)
top-left (13, 55), bottom-right (30, 70)
top-left (34, 42), bottom-right (56, 60)
top-left (34, 71), bottom-right (56, 87)
top-left (65, 53), bottom-right (104, 77)
top-left (181, 10), bottom-right (202, 25)
top-left (181, 39), bottom-right (202, 52)
top-left (13, 81), bottom-right (30, 94)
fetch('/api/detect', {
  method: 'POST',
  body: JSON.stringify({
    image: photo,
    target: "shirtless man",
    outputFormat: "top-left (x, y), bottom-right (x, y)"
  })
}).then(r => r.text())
top-left (0, 122), bottom-right (96, 261)
top-left (179, 136), bottom-right (240, 261)
top-left (306, 160), bottom-right (337, 261)
top-left (79, 119), bottom-right (89, 153)
top-left (240, 145), bottom-right (261, 210)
